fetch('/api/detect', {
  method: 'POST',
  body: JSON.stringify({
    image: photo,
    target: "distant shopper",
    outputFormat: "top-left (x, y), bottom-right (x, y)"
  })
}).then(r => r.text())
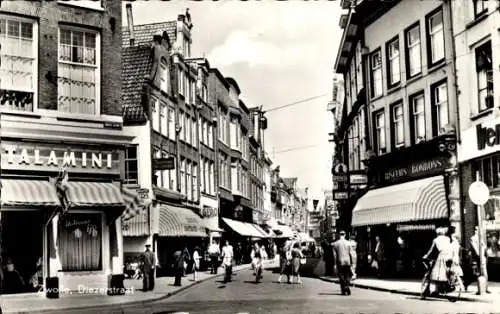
top-left (208, 240), bottom-right (221, 274)
top-left (182, 247), bottom-right (191, 277)
top-left (142, 244), bottom-right (156, 291)
top-left (221, 240), bottom-right (234, 283)
top-left (332, 231), bottom-right (354, 296)
top-left (423, 227), bottom-right (452, 294)
top-left (373, 236), bottom-right (385, 278)
top-left (192, 246), bottom-right (201, 281)
top-left (348, 233), bottom-right (358, 280)
top-left (173, 249), bottom-right (184, 286)
top-left (278, 242), bottom-right (292, 284)
top-left (470, 226), bottom-right (491, 294)
top-left (2, 259), bottom-right (25, 294)
top-left (291, 242), bottom-right (304, 284)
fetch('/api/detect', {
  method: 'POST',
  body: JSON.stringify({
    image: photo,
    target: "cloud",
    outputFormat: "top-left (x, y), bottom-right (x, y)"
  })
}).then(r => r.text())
top-left (207, 30), bottom-right (311, 68)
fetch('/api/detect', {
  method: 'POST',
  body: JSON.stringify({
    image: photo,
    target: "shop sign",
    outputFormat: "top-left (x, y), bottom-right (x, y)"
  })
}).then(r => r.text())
top-left (184, 225), bottom-right (202, 233)
top-left (381, 156), bottom-right (448, 184)
top-left (137, 188), bottom-right (149, 199)
top-left (1, 141), bottom-right (121, 175)
top-left (333, 192), bottom-right (349, 200)
top-left (350, 173), bottom-right (368, 185)
top-left (152, 157), bottom-right (176, 170)
top-left (477, 123), bottom-right (500, 150)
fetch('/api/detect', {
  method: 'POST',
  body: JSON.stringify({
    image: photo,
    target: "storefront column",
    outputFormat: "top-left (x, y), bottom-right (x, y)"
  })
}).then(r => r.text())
top-left (49, 214), bottom-right (61, 277)
top-left (111, 217), bottom-right (123, 274)
top-left (448, 171), bottom-right (462, 241)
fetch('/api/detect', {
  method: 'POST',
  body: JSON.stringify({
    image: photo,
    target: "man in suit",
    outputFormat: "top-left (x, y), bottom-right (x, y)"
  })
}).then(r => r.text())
top-left (332, 230), bottom-right (354, 296)
top-left (142, 244), bottom-right (156, 291)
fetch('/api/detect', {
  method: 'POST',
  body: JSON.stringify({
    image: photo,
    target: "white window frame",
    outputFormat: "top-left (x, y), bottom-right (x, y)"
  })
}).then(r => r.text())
top-left (0, 15), bottom-right (38, 113)
top-left (168, 106), bottom-right (176, 141)
top-left (162, 151), bottom-right (170, 189)
top-left (179, 111), bottom-right (185, 141)
top-left (152, 100), bottom-right (160, 132)
top-left (375, 111), bottom-right (386, 154)
top-left (57, 0), bottom-right (103, 11)
top-left (370, 51), bottom-right (383, 98)
top-left (411, 94), bottom-right (426, 143)
top-left (180, 159), bottom-right (186, 195)
top-left (475, 41), bottom-right (493, 112)
top-left (434, 82), bottom-right (449, 135)
top-left (387, 38), bottom-right (401, 86)
top-left (160, 103), bottom-right (168, 137)
top-left (153, 147), bottom-right (162, 186)
top-left (428, 10), bottom-right (445, 64)
top-left (178, 69), bottom-right (184, 96)
top-left (406, 25), bottom-right (422, 77)
top-left (160, 59), bottom-right (169, 93)
top-left (192, 118), bottom-right (197, 147)
top-left (209, 162), bottom-right (215, 195)
top-left (57, 25), bottom-right (100, 116)
top-left (392, 104), bottom-right (405, 148)
top-left (192, 163), bottom-right (198, 202)
top-left (474, 0), bottom-right (488, 17)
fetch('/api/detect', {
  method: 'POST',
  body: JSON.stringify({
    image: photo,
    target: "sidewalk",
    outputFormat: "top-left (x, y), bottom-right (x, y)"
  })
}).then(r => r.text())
top-left (319, 275), bottom-right (500, 303)
top-left (0, 260), bottom-right (277, 314)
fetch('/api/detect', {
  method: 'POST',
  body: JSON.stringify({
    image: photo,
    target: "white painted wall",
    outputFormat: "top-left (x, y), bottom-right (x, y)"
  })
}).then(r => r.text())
top-left (123, 122), bottom-right (153, 197)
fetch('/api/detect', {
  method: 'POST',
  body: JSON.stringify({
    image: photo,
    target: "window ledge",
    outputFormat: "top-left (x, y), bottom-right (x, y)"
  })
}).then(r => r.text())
top-left (0, 109), bottom-right (41, 119)
top-left (470, 108), bottom-right (494, 121)
top-left (387, 84), bottom-right (401, 96)
top-left (57, 2), bottom-right (105, 12)
top-left (405, 73), bottom-right (423, 86)
top-left (427, 59), bottom-right (447, 75)
top-left (466, 12), bottom-right (489, 30)
top-left (370, 95), bottom-right (384, 102)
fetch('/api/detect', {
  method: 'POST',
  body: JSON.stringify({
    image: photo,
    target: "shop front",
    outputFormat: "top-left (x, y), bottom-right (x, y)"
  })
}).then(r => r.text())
top-left (459, 117), bottom-right (500, 280)
top-left (0, 141), bottom-right (143, 296)
top-left (353, 136), bottom-right (457, 278)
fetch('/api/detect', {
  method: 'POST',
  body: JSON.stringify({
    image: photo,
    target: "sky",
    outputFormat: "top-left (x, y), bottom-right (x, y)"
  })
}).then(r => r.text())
top-left (122, 0), bottom-right (343, 201)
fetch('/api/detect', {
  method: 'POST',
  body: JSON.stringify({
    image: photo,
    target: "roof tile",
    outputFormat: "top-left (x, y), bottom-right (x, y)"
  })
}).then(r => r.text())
top-left (122, 22), bottom-right (177, 48)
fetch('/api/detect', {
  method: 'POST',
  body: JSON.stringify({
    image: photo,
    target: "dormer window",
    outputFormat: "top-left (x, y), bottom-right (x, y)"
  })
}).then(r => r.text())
top-left (160, 58), bottom-right (168, 93)
top-left (183, 36), bottom-right (191, 58)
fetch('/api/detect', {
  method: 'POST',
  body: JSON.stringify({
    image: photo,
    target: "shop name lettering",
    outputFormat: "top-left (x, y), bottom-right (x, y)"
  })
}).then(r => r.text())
top-left (65, 220), bottom-right (91, 228)
top-left (476, 123), bottom-right (500, 150)
top-left (385, 160), bottom-right (443, 180)
top-left (3, 147), bottom-right (113, 169)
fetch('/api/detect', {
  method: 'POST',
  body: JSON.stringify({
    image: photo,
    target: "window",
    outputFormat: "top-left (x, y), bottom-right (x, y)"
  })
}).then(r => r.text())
top-left (374, 110), bottom-right (386, 154)
top-left (209, 162), bottom-right (215, 195)
top-left (432, 81), bottom-right (449, 136)
top-left (160, 59), bottom-right (169, 93)
top-left (386, 37), bottom-right (401, 86)
top-left (58, 0), bottom-right (103, 10)
top-left (183, 35), bottom-right (191, 58)
top-left (192, 118), bottom-right (197, 147)
top-left (190, 80), bottom-right (196, 105)
top-left (410, 93), bottom-right (426, 144)
top-left (200, 159), bottom-right (205, 193)
top-left (185, 114), bottom-right (191, 145)
top-left (358, 108), bottom-right (366, 170)
top-left (58, 27), bottom-right (99, 115)
top-left (0, 16), bottom-right (37, 112)
top-left (474, 155), bottom-right (500, 189)
top-left (406, 24), bottom-right (422, 77)
top-left (202, 83), bottom-right (208, 103)
top-left (192, 163), bottom-right (198, 202)
top-left (124, 146), bottom-right (138, 184)
top-left (178, 111), bottom-right (184, 141)
top-left (178, 70), bottom-right (183, 95)
top-left (473, 0), bottom-right (488, 17)
top-left (152, 100), bottom-right (160, 132)
top-left (168, 107), bottom-right (176, 141)
top-left (153, 148), bottom-right (162, 186)
top-left (161, 151), bottom-right (170, 189)
top-left (475, 41), bottom-right (493, 112)
top-left (370, 50), bottom-right (383, 98)
top-left (391, 103), bottom-right (405, 148)
top-left (350, 59), bottom-right (358, 99)
top-left (427, 10), bottom-right (445, 65)
top-left (58, 213), bottom-right (102, 271)
top-left (186, 161), bottom-right (192, 200)
top-left (160, 103), bottom-right (167, 136)
top-left (202, 121), bottom-right (207, 145)
top-left (180, 159), bottom-right (186, 195)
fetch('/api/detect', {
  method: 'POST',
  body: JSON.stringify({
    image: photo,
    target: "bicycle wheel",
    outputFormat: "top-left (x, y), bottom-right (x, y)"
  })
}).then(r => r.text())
top-left (420, 273), bottom-right (431, 300)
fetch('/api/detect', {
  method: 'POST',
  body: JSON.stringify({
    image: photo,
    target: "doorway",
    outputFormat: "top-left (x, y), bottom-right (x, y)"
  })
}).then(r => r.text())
top-left (1, 211), bottom-right (44, 294)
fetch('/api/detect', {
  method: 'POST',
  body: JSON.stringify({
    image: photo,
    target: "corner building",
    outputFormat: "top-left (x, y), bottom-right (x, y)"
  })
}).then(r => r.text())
top-left (336, 0), bottom-right (461, 278)
top-left (1, 0), bottom-right (137, 294)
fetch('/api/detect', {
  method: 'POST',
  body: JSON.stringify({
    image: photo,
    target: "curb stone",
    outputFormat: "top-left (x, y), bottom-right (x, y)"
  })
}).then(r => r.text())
top-left (318, 276), bottom-right (494, 304)
top-left (5, 264), bottom-right (258, 314)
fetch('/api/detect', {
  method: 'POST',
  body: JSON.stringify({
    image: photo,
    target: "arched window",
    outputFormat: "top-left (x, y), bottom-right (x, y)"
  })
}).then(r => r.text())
top-left (160, 58), bottom-right (169, 93)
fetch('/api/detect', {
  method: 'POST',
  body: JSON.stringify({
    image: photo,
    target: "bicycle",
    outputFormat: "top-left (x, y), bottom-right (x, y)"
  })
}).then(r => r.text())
top-left (420, 259), bottom-right (464, 302)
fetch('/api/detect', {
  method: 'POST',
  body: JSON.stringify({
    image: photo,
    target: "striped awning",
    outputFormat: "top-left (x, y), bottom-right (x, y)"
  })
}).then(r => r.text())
top-left (0, 179), bottom-right (61, 207)
top-left (63, 182), bottom-right (125, 208)
top-left (222, 218), bottom-right (255, 237)
top-left (203, 216), bottom-right (224, 232)
top-left (122, 208), bottom-right (149, 237)
top-left (158, 205), bottom-right (207, 237)
top-left (272, 224), bottom-right (295, 238)
top-left (121, 188), bottom-right (148, 221)
top-left (250, 224), bottom-right (270, 238)
top-left (352, 175), bottom-right (448, 227)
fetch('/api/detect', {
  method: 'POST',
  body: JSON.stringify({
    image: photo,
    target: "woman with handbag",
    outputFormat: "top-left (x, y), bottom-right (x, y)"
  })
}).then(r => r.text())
top-left (291, 242), bottom-right (305, 284)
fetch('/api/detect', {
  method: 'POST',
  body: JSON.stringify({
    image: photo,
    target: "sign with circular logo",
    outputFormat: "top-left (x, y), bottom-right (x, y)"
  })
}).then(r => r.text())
top-left (468, 180), bottom-right (490, 206)
top-left (333, 163), bottom-right (348, 175)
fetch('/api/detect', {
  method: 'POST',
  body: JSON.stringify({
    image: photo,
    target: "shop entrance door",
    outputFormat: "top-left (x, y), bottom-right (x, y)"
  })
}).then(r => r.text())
top-left (1, 211), bottom-right (44, 294)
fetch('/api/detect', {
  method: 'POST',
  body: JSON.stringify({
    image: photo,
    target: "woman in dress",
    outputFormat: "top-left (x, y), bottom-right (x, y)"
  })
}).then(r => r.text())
top-left (278, 241), bottom-right (292, 284)
top-left (423, 227), bottom-right (453, 294)
top-left (192, 246), bottom-right (201, 281)
top-left (291, 242), bottom-right (304, 284)
top-left (447, 226), bottom-right (465, 290)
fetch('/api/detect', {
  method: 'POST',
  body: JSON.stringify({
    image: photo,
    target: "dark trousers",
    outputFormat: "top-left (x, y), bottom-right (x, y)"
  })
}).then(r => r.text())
top-left (142, 269), bottom-right (154, 291)
top-left (337, 265), bottom-right (352, 293)
top-left (174, 267), bottom-right (183, 286)
top-left (325, 260), bottom-right (333, 276)
top-left (210, 255), bottom-right (219, 274)
top-left (224, 265), bottom-right (232, 283)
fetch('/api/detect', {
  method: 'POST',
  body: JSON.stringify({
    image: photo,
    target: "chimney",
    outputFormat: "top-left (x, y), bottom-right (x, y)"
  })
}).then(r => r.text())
top-left (126, 3), bottom-right (135, 46)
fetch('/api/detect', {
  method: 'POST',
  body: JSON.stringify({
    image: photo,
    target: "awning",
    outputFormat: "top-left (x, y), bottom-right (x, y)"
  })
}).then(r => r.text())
top-left (63, 182), bottom-right (125, 208)
top-left (203, 216), bottom-right (225, 232)
top-left (296, 232), bottom-right (315, 242)
top-left (158, 205), bottom-right (208, 237)
top-left (121, 188), bottom-right (148, 221)
top-left (1, 179), bottom-right (61, 207)
top-left (222, 218), bottom-right (255, 237)
top-left (250, 224), bottom-right (271, 238)
top-left (272, 224), bottom-right (295, 238)
top-left (352, 175), bottom-right (448, 227)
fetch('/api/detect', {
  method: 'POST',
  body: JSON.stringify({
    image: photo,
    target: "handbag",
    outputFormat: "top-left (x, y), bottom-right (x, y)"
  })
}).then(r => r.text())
top-left (371, 260), bottom-right (379, 269)
top-left (300, 258), bottom-right (307, 265)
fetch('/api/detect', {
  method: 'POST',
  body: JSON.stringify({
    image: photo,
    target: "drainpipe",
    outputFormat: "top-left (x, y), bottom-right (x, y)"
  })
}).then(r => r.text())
top-left (126, 3), bottom-right (135, 46)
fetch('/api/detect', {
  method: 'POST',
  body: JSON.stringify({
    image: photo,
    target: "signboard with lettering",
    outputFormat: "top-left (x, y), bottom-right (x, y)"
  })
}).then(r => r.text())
top-left (333, 192), bottom-right (349, 200)
top-left (1, 141), bottom-right (121, 175)
top-left (350, 174), bottom-right (368, 185)
top-left (332, 175), bottom-right (348, 182)
top-left (152, 157), bottom-right (176, 170)
top-left (379, 156), bottom-right (448, 185)
top-left (477, 123), bottom-right (500, 150)
top-left (459, 117), bottom-right (500, 162)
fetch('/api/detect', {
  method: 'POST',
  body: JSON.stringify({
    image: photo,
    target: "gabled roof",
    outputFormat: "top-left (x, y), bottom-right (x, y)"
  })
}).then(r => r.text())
top-left (122, 21), bottom-right (177, 48)
top-left (283, 178), bottom-right (297, 189)
top-left (122, 45), bottom-right (153, 124)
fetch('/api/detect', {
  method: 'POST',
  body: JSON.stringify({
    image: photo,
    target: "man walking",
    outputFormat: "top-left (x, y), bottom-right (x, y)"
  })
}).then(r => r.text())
top-left (208, 240), bottom-right (221, 274)
top-left (470, 226), bottom-right (491, 294)
top-left (221, 240), bottom-right (234, 283)
top-left (332, 231), bottom-right (355, 296)
top-left (142, 244), bottom-right (156, 291)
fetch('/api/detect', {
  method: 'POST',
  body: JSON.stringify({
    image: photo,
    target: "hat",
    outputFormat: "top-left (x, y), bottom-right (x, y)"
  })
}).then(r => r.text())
top-left (339, 230), bottom-right (346, 236)
top-left (145, 244), bottom-right (151, 247)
